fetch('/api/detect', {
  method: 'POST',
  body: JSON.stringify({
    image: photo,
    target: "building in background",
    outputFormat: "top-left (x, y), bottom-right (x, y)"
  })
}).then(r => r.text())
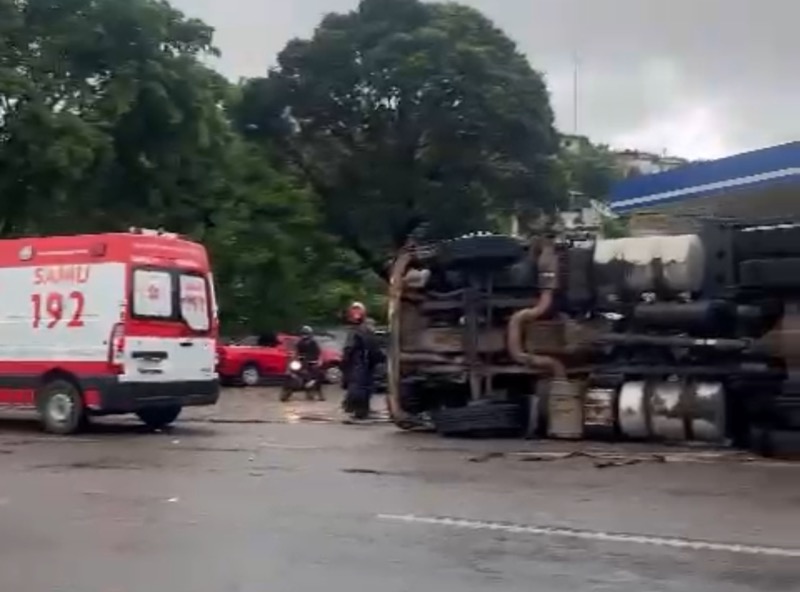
top-left (559, 134), bottom-right (689, 180)
top-left (613, 149), bottom-right (689, 178)
top-left (560, 134), bottom-right (593, 155)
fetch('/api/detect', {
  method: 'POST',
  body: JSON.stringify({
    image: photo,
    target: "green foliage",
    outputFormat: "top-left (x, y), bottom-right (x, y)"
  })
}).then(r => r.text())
top-left (205, 140), bottom-right (384, 332)
top-left (0, 0), bottom-right (225, 235)
top-left (0, 0), bottom-right (603, 334)
top-left (235, 0), bottom-right (565, 276)
top-left (561, 140), bottom-right (621, 206)
top-left (0, 0), bottom-right (352, 332)
top-left (601, 216), bottom-right (629, 238)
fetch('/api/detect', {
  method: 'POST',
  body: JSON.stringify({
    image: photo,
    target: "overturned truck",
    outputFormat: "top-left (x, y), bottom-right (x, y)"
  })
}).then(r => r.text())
top-left (387, 221), bottom-right (800, 453)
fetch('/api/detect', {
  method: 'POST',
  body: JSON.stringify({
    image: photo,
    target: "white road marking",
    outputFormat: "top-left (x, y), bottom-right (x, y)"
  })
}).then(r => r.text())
top-left (377, 514), bottom-right (800, 558)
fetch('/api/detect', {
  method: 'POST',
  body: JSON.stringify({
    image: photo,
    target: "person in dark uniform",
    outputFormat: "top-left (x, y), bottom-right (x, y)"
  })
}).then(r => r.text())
top-left (341, 302), bottom-right (380, 420)
top-left (295, 325), bottom-right (321, 365)
top-left (294, 325), bottom-right (324, 397)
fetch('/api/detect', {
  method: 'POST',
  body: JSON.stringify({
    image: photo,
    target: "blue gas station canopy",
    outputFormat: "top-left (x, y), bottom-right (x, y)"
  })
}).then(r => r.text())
top-left (610, 142), bottom-right (800, 220)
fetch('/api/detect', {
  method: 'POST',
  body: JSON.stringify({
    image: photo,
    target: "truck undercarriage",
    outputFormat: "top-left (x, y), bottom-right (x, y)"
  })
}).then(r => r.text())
top-left (387, 222), bottom-right (800, 455)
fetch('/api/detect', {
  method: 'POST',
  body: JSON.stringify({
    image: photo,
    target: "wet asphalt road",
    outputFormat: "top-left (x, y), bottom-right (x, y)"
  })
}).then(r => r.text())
top-left (0, 389), bottom-right (798, 592)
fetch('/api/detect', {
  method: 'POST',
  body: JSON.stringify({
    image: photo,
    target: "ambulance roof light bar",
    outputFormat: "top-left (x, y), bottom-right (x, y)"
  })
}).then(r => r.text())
top-left (128, 227), bottom-right (179, 239)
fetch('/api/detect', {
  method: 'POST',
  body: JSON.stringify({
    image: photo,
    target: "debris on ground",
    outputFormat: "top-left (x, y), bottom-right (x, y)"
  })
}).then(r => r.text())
top-left (510, 449), bottom-right (776, 468)
top-left (593, 457), bottom-right (647, 469)
top-left (467, 452), bottom-right (506, 463)
top-left (342, 468), bottom-right (384, 475)
top-left (515, 451), bottom-right (582, 463)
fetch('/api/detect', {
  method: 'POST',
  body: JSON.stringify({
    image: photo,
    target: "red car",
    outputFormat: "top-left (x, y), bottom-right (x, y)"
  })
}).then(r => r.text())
top-left (217, 332), bottom-right (343, 387)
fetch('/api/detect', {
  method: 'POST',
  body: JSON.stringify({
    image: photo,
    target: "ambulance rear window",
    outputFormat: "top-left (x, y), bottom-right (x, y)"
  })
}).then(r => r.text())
top-left (132, 269), bottom-right (174, 318)
top-left (131, 266), bottom-right (211, 332)
top-left (179, 273), bottom-right (210, 331)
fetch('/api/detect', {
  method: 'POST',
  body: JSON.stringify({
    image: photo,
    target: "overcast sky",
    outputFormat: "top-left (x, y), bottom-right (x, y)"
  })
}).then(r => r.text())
top-left (172, 0), bottom-right (798, 160)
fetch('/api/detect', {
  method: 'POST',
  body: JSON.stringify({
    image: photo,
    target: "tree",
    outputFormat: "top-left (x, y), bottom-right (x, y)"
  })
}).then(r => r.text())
top-left (0, 0), bottom-right (365, 331)
top-left (0, 0), bottom-right (227, 237)
top-left (561, 141), bottom-right (621, 207)
top-left (235, 0), bottom-right (565, 277)
top-left (204, 139), bottom-right (385, 332)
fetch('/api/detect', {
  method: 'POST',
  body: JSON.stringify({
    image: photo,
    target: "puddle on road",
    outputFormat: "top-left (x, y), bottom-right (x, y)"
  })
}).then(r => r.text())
top-left (31, 459), bottom-right (155, 471)
top-left (170, 445), bottom-right (252, 453)
top-left (197, 413), bottom-right (347, 426)
top-left (195, 408), bottom-right (392, 426)
top-left (341, 467), bottom-right (413, 478)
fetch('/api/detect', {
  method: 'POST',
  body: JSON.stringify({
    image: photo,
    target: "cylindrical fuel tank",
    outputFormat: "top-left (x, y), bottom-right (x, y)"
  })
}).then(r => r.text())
top-left (594, 234), bottom-right (705, 296)
top-left (631, 301), bottom-right (735, 332)
top-left (618, 381), bottom-right (648, 439)
top-left (691, 381), bottom-right (728, 442)
top-left (648, 380), bottom-right (685, 440)
top-left (616, 379), bottom-right (727, 443)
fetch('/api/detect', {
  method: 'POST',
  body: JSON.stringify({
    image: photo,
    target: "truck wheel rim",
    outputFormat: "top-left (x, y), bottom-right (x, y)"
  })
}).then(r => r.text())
top-left (48, 393), bottom-right (73, 423)
top-left (242, 368), bottom-right (259, 385)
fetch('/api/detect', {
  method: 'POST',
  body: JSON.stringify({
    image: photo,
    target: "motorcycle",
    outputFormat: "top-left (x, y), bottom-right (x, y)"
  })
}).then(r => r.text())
top-left (280, 359), bottom-right (325, 402)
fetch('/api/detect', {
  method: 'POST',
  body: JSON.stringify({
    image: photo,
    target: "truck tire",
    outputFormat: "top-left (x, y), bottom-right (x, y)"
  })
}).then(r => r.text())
top-left (136, 406), bottom-right (182, 430)
top-left (398, 383), bottom-right (427, 415)
top-left (432, 402), bottom-right (523, 437)
top-left (749, 426), bottom-right (800, 458)
top-left (492, 259), bottom-right (538, 290)
top-left (436, 234), bottom-right (524, 269)
top-left (734, 226), bottom-right (800, 259)
top-left (740, 258), bottom-right (800, 289)
top-left (387, 383), bottom-right (428, 431)
top-left (37, 379), bottom-right (85, 435)
top-left (239, 363), bottom-right (261, 387)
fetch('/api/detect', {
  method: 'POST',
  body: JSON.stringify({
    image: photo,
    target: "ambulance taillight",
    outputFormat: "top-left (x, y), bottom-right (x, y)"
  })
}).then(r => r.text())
top-left (107, 323), bottom-right (125, 374)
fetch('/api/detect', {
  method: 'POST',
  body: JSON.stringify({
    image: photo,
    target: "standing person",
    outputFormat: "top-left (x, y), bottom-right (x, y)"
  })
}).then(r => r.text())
top-left (341, 302), bottom-right (379, 419)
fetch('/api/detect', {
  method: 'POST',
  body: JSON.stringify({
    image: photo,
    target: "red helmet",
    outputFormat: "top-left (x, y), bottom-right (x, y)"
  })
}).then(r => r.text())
top-left (347, 301), bottom-right (367, 323)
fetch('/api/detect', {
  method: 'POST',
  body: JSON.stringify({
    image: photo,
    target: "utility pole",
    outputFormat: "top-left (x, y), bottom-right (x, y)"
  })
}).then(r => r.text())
top-left (572, 52), bottom-right (580, 134)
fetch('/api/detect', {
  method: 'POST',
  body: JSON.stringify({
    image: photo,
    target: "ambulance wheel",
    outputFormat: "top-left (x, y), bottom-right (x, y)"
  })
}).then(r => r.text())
top-left (137, 406), bottom-right (182, 430)
top-left (38, 379), bottom-right (85, 435)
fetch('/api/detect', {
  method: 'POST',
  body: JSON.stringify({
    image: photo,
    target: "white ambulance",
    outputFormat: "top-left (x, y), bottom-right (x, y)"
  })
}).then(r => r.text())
top-left (0, 228), bottom-right (219, 433)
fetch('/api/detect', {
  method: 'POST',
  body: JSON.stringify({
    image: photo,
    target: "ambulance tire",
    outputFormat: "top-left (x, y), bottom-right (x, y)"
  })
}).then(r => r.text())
top-left (136, 406), bottom-right (182, 430)
top-left (37, 379), bottom-right (85, 435)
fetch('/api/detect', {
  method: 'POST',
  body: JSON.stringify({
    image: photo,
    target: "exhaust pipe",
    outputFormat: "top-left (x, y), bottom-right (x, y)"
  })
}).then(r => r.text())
top-left (507, 238), bottom-right (582, 439)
